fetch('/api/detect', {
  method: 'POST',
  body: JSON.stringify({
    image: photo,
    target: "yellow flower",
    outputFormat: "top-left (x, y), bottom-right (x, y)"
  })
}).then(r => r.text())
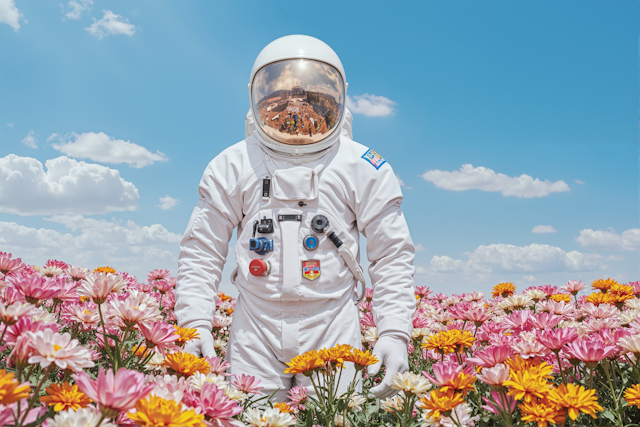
top-left (550, 294), bottom-right (572, 303)
top-left (273, 402), bottom-right (293, 413)
top-left (609, 284), bottom-right (635, 304)
top-left (591, 278), bottom-right (618, 292)
top-left (39, 382), bottom-right (91, 412)
top-left (585, 292), bottom-right (615, 306)
top-left (548, 383), bottom-right (602, 420)
top-left (519, 399), bottom-right (566, 427)
top-left (0, 370), bottom-right (31, 405)
top-left (93, 266), bottom-right (116, 274)
top-left (174, 326), bottom-right (200, 346)
top-left (284, 350), bottom-right (324, 376)
top-left (164, 352), bottom-right (210, 377)
top-left (345, 348), bottom-right (378, 370)
top-left (492, 282), bottom-right (516, 299)
top-left (625, 384), bottom-right (640, 407)
top-left (127, 395), bottom-right (204, 427)
top-left (503, 367), bottom-right (552, 403)
top-left (422, 330), bottom-right (475, 355)
top-left (419, 388), bottom-right (465, 420)
top-left (440, 372), bottom-right (476, 396)
top-left (319, 343), bottom-right (354, 367)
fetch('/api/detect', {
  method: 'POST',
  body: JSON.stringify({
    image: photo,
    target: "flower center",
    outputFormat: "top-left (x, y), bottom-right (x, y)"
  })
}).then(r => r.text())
top-left (53, 344), bottom-right (62, 351)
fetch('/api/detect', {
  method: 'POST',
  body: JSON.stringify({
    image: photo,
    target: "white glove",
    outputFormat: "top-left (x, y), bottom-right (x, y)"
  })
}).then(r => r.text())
top-left (182, 327), bottom-right (216, 358)
top-left (367, 335), bottom-right (409, 399)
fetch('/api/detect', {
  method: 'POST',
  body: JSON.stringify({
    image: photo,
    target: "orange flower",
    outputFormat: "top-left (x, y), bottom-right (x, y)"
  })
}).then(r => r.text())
top-left (284, 350), bottom-right (324, 376)
top-left (548, 383), bottom-right (602, 421)
top-left (128, 394), bottom-right (204, 427)
top-left (319, 343), bottom-right (353, 367)
top-left (519, 399), bottom-right (566, 427)
top-left (440, 372), bottom-right (476, 396)
top-left (492, 282), bottom-right (516, 299)
top-left (585, 292), bottom-right (615, 306)
top-left (345, 348), bottom-right (378, 371)
top-left (422, 330), bottom-right (475, 355)
top-left (609, 284), bottom-right (635, 304)
top-left (625, 384), bottom-right (640, 407)
top-left (503, 367), bottom-right (552, 403)
top-left (174, 326), bottom-right (200, 346)
top-left (591, 278), bottom-right (618, 292)
top-left (93, 266), bottom-right (116, 274)
top-left (164, 352), bottom-right (210, 377)
top-left (550, 294), bottom-right (572, 303)
top-left (40, 382), bottom-right (91, 412)
top-left (0, 370), bottom-right (31, 405)
top-left (419, 388), bottom-right (465, 420)
top-left (273, 402), bottom-right (293, 413)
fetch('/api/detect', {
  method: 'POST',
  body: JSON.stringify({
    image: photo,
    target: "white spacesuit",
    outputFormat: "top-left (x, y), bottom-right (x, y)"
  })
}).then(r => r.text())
top-left (176, 35), bottom-right (416, 401)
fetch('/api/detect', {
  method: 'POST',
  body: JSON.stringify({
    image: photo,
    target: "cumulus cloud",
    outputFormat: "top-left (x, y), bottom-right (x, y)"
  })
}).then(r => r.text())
top-left (64, 0), bottom-right (92, 20)
top-left (49, 132), bottom-right (168, 168)
top-left (421, 164), bottom-right (570, 198)
top-left (0, 0), bottom-right (22, 31)
top-left (532, 225), bottom-right (557, 234)
top-left (157, 195), bottom-right (179, 210)
top-left (428, 243), bottom-right (608, 275)
top-left (0, 216), bottom-right (181, 278)
top-left (574, 179), bottom-right (585, 185)
top-left (85, 10), bottom-right (135, 39)
top-left (415, 243), bottom-right (427, 252)
top-left (21, 130), bottom-right (37, 149)
top-left (346, 94), bottom-right (396, 117)
top-left (7, 123), bottom-right (13, 127)
top-left (0, 154), bottom-right (139, 215)
top-left (575, 228), bottom-right (640, 252)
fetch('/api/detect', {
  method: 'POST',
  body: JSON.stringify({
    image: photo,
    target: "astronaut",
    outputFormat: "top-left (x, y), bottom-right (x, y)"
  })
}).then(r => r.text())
top-left (175, 35), bottom-right (416, 401)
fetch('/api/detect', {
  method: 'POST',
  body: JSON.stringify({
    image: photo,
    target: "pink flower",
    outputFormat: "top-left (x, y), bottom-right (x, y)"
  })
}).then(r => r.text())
top-left (108, 294), bottom-right (161, 328)
top-left (4, 316), bottom-right (55, 345)
top-left (528, 312), bottom-right (562, 330)
top-left (415, 286), bottom-right (432, 298)
top-left (412, 309), bottom-right (431, 328)
top-left (0, 301), bottom-right (35, 326)
top-left (8, 274), bottom-right (61, 305)
top-left (73, 368), bottom-right (154, 417)
top-left (537, 300), bottom-right (576, 317)
top-left (466, 345), bottom-right (512, 368)
top-left (564, 337), bottom-right (617, 366)
top-left (212, 315), bottom-right (233, 330)
top-left (9, 334), bottom-right (35, 369)
top-left (0, 252), bottom-right (24, 276)
top-left (482, 391), bottom-right (516, 415)
top-left (26, 328), bottom-right (94, 371)
top-left (629, 281), bottom-right (640, 296)
top-left (232, 374), bottom-right (263, 395)
top-left (183, 382), bottom-right (243, 427)
top-left (148, 269), bottom-right (170, 282)
top-left (287, 385), bottom-right (308, 410)
top-left (422, 361), bottom-right (473, 387)
top-left (138, 322), bottom-right (180, 354)
top-left (66, 265), bottom-right (89, 281)
top-left (360, 312), bottom-right (375, 329)
top-left (364, 287), bottom-right (374, 300)
top-left (511, 333), bottom-right (550, 359)
top-left (205, 355), bottom-right (232, 376)
top-left (53, 280), bottom-right (80, 303)
top-left (45, 259), bottom-right (69, 270)
top-left (477, 363), bottom-right (509, 386)
top-left (460, 305), bottom-right (491, 324)
top-left (153, 280), bottom-right (174, 294)
top-left (563, 280), bottom-right (586, 294)
top-left (581, 303), bottom-right (618, 319)
top-left (78, 272), bottom-right (127, 304)
top-left (536, 328), bottom-right (579, 351)
top-left (502, 310), bottom-right (532, 331)
top-left (66, 302), bottom-right (100, 332)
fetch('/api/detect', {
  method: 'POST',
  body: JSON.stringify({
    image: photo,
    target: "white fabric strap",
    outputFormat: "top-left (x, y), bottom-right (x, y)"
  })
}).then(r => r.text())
top-left (280, 211), bottom-right (301, 302)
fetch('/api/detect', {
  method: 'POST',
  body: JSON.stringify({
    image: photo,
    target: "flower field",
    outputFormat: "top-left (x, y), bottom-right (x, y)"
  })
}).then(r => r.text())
top-left (0, 251), bottom-right (639, 427)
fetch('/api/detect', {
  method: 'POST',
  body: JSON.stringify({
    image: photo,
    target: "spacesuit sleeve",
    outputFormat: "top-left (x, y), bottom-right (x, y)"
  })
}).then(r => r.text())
top-left (175, 160), bottom-right (243, 331)
top-left (355, 163), bottom-right (415, 343)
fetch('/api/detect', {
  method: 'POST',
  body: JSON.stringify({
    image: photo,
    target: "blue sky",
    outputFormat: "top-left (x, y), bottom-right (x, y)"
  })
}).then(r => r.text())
top-left (0, 0), bottom-right (637, 297)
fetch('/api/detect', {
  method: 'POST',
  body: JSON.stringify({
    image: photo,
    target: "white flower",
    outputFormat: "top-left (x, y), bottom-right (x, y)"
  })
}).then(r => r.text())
top-left (31, 307), bottom-right (58, 324)
top-left (619, 334), bottom-right (640, 355)
top-left (348, 393), bottom-right (366, 411)
top-left (391, 371), bottom-right (432, 396)
top-left (47, 407), bottom-right (116, 427)
top-left (26, 329), bottom-right (94, 371)
top-left (214, 338), bottom-right (227, 349)
top-left (148, 374), bottom-right (187, 402)
top-left (497, 294), bottom-right (533, 311)
top-left (619, 309), bottom-right (640, 326)
top-left (441, 403), bottom-right (479, 427)
top-left (412, 328), bottom-right (432, 340)
top-left (41, 265), bottom-right (64, 277)
top-left (625, 298), bottom-right (640, 310)
top-left (381, 391), bottom-right (405, 413)
top-left (364, 327), bottom-right (378, 345)
top-left (334, 414), bottom-right (351, 427)
top-left (525, 289), bottom-right (546, 301)
top-left (144, 352), bottom-right (167, 371)
top-left (224, 385), bottom-right (247, 401)
top-left (212, 315), bottom-right (233, 329)
top-left (0, 301), bottom-right (35, 325)
top-left (245, 407), bottom-right (297, 427)
top-left (188, 372), bottom-right (227, 392)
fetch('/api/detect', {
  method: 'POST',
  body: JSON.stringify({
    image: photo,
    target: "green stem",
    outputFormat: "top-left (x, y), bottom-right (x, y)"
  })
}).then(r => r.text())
top-left (17, 365), bottom-right (53, 427)
top-left (603, 362), bottom-right (624, 427)
top-left (554, 351), bottom-right (567, 384)
top-left (0, 324), bottom-right (7, 345)
top-left (97, 303), bottom-right (116, 371)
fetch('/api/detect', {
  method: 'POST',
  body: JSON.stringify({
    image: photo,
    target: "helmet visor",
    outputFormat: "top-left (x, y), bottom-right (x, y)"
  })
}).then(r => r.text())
top-left (251, 59), bottom-right (345, 145)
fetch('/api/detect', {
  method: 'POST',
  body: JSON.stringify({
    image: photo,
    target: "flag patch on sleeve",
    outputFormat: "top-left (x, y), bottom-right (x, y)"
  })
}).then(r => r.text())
top-left (361, 149), bottom-right (386, 170)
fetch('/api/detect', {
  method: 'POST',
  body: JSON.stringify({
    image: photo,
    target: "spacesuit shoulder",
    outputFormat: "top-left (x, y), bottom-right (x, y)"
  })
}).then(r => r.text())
top-left (332, 137), bottom-right (395, 177)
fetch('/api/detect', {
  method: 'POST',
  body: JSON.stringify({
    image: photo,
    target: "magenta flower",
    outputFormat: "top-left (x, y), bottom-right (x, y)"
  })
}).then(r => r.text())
top-left (365, 287), bottom-right (374, 299)
top-left (0, 252), bottom-right (24, 276)
top-left (147, 269), bottom-right (170, 282)
top-left (528, 312), bottom-right (562, 329)
top-left (183, 382), bottom-right (243, 427)
top-left (422, 361), bottom-right (471, 386)
top-left (502, 310), bottom-right (531, 331)
top-left (536, 328), bottom-right (579, 351)
top-left (8, 274), bottom-right (61, 305)
top-left (360, 312), bottom-right (375, 329)
top-left (232, 374), bottom-right (263, 395)
top-left (138, 321), bottom-right (180, 354)
top-left (287, 385), bottom-right (308, 410)
top-left (564, 337), bottom-right (617, 367)
top-left (482, 391), bottom-right (516, 415)
top-left (466, 345), bottom-right (512, 368)
top-left (477, 363), bottom-right (509, 386)
top-left (4, 315), bottom-right (57, 345)
top-left (73, 368), bottom-right (154, 417)
top-left (153, 279), bottom-right (174, 294)
top-left (412, 309), bottom-right (430, 328)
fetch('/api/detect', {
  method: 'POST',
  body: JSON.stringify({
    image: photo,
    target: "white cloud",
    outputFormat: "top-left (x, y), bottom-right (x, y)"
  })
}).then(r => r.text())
top-left (346, 94), bottom-right (396, 117)
top-left (21, 130), bottom-right (37, 149)
top-left (574, 179), bottom-right (585, 185)
top-left (415, 243), bottom-right (427, 252)
top-left (396, 174), bottom-right (411, 190)
top-left (7, 123), bottom-right (13, 127)
top-left (522, 275), bottom-right (536, 282)
top-left (0, 0), bottom-right (22, 31)
top-left (49, 132), bottom-right (168, 168)
top-left (157, 195), bottom-right (179, 210)
top-left (85, 10), bottom-right (136, 39)
top-left (64, 0), bottom-right (92, 20)
top-left (0, 215), bottom-right (181, 278)
top-left (421, 164), bottom-right (570, 198)
top-left (0, 155), bottom-right (139, 215)
top-left (532, 225), bottom-right (557, 234)
top-left (575, 228), bottom-right (640, 252)
top-left (428, 243), bottom-right (608, 275)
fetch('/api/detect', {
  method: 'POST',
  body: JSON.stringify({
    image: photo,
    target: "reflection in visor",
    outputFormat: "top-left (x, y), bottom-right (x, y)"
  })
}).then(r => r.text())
top-left (251, 59), bottom-right (345, 145)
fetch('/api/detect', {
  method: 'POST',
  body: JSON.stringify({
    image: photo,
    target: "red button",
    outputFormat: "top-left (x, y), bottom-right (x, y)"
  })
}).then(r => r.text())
top-left (249, 259), bottom-right (270, 276)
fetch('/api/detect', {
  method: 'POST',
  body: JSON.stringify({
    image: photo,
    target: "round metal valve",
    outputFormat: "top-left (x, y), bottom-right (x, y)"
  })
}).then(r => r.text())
top-left (310, 214), bottom-right (329, 234)
top-left (249, 259), bottom-right (271, 276)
